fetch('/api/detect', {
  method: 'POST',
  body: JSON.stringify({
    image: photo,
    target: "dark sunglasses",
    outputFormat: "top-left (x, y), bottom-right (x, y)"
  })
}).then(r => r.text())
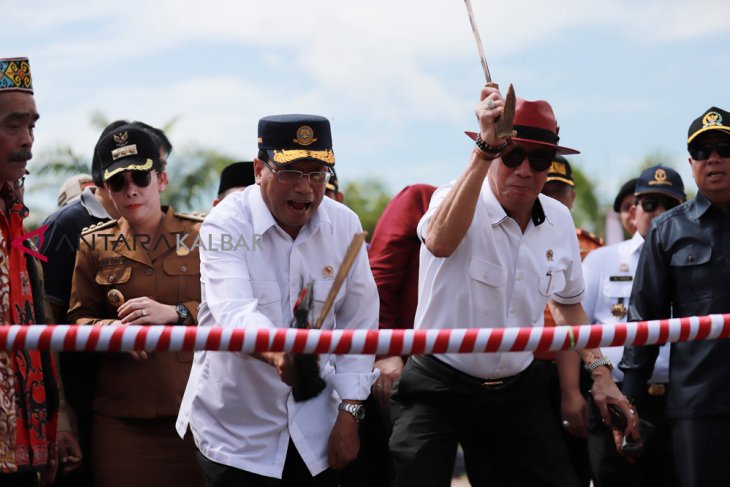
top-left (106, 170), bottom-right (153, 193)
top-left (638, 196), bottom-right (679, 213)
top-left (501, 145), bottom-right (556, 172)
top-left (688, 142), bottom-right (730, 161)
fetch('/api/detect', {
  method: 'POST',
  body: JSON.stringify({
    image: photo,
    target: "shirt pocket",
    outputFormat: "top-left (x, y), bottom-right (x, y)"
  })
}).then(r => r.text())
top-left (162, 256), bottom-right (201, 304)
top-left (602, 282), bottom-right (632, 300)
top-left (251, 280), bottom-right (283, 327)
top-left (95, 265), bottom-right (132, 286)
top-left (468, 257), bottom-right (507, 313)
top-left (312, 279), bottom-right (347, 329)
top-left (538, 270), bottom-right (566, 297)
top-left (670, 244), bottom-right (713, 302)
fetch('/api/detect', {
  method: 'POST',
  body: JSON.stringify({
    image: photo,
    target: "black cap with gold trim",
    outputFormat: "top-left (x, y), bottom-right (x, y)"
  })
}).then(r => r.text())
top-left (97, 125), bottom-right (161, 181)
top-left (635, 165), bottom-right (685, 203)
top-left (258, 114), bottom-right (335, 167)
top-left (687, 107), bottom-right (730, 145)
top-left (546, 155), bottom-right (574, 187)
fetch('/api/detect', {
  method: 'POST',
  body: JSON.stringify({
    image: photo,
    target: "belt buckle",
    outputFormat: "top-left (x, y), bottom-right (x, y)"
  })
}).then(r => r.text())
top-left (481, 379), bottom-right (504, 388)
top-left (647, 384), bottom-right (666, 396)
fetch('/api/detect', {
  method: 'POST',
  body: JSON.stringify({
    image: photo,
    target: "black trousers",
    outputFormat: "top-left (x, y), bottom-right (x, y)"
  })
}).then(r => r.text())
top-left (390, 356), bottom-right (579, 487)
top-left (196, 441), bottom-right (339, 487)
top-left (587, 391), bottom-right (676, 487)
top-left (673, 415), bottom-right (730, 487)
top-left (0, 472), bottom-right (38, 487)
top-left (339, 395), bottom-right (395, 487)
top-left (541, 359), bottom-right (593, 487)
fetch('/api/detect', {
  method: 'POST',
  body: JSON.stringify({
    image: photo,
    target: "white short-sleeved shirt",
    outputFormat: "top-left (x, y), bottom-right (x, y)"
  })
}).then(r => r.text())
top-left (415, 179), bottom-right (585, 379)
top-left (176, 185), bottom-right (378, 478)
top-left (582, 232), bottom-right (669, 383)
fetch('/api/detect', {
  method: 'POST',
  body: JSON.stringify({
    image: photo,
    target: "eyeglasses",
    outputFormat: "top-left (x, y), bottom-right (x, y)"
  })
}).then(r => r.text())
top-left (501, 145), bottom-right (556, 172)
top-left (106, 170), bottom-right (153, 193)
top-left (688, 142), bottom-right (730, 161)
top-left (262, 160), bottom-right (331, 185)
top-left (638, 196), bottom-right (679, 213)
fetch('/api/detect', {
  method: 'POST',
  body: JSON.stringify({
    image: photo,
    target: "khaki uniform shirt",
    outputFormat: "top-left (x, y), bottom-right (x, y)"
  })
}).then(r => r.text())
top-left (68, 206), bottom-right (202, 418)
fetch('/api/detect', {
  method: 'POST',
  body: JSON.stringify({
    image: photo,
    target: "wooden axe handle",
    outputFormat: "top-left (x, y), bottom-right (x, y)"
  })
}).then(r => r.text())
top-left (313, 232), bottom-right (367, 329)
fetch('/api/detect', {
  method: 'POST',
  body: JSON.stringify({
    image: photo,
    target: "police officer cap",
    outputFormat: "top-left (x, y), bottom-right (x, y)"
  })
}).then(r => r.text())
top-left (546, 156), bottom-right (574, 187)
top-left (634, 165), bottom-right (685, 203)
top-left (687, 107), bottom-right (730, 145)
top-left (218, 161), bottom-right (255, 195)
top-left (258, 114), bottom-right (335, 167)
top-left (96, 124), bottom-right (162, 181)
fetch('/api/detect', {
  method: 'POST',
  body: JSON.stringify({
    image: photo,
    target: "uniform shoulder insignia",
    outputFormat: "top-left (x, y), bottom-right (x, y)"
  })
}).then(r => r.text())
top-left (175, 211), bottom-right (206, 222)
top-left (576, 228), bottom-right (604, 246)
top-left (81, 219), bottom-right (117, 235)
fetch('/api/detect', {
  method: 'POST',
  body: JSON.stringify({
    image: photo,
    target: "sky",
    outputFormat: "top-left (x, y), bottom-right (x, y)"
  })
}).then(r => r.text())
top-left (4, 0), bottom-right (730, 220)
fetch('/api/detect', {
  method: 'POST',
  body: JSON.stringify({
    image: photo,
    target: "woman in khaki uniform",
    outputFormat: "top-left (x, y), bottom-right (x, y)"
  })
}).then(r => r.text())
top-left (67, 124), bottom-right (203, 487)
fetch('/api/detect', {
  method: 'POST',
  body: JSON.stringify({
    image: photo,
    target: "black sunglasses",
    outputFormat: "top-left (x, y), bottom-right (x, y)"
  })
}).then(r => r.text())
top-left (106, 170), bottom-right (153, 193)
top-left (638, 196), bottom-right (679, 213)
top-left (501, 145), bottom-right (556, 172)
top-left (688, 142), bottom-right (730, 161)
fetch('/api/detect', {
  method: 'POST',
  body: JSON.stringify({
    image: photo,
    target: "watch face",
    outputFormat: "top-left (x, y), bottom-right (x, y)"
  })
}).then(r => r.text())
top-left (355, 407), bottom-right (365, 421)
top-left (176, 305), bottom-right (189, 319)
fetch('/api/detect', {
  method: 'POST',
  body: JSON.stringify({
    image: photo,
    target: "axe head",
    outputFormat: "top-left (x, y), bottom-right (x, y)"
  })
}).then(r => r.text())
top-left (495, 83), bottom-right (517, 139)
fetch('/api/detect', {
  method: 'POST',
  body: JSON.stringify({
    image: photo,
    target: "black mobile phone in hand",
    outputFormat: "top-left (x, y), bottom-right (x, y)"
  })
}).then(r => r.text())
top-left (608, 404), bottom-right (643, 457)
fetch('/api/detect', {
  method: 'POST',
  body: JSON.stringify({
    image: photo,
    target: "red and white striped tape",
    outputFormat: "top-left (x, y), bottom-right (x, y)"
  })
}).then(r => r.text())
top-left (1, 314), bottom-right (729, 354)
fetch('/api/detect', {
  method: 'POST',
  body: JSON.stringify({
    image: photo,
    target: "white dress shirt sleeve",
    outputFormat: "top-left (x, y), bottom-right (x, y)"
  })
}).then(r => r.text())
top-left (550, 211), bottom-right (585, 305)
top-left (198, 208), bottom-right (276, 331)
top-left (581, 249), bottom-right (602, 323)
top-left (416, 182), bottom-right (453, 242)
top-left (332, 223), bottom-right (380, 401)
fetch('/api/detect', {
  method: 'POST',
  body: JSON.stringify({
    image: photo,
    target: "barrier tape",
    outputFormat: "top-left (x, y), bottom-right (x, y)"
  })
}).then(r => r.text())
top-left (1, 314), bottom-right (729, 354)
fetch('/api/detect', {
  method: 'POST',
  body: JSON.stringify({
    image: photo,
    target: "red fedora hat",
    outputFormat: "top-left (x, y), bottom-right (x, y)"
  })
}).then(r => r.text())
top-left (465, 97), bottom-right (579, 155)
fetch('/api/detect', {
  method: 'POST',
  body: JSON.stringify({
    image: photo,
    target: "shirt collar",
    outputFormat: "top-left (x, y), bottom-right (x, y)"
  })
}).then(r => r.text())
top-left (249, 185), bottom-right (333, 238)
top-left (628, 232), bottom-right (645, 254)
top-left (79, 186), bottom-right (111, 219)
top-left (250, 186), bottom-right (278, 236)
top-left (694, 191), bottom-right (713, 219)
top-left (484, 184), bottom-right (546, 227)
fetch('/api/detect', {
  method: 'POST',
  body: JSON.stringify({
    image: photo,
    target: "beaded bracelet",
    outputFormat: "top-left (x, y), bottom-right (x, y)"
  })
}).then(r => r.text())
top-left (473, 147), bottom-right (498, 161)
top-left (475, 133), bottom-right (509, 154)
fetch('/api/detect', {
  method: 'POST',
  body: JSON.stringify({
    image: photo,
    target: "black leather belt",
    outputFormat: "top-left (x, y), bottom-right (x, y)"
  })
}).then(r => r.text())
top-left (412, 354), bottom-right (529, 390)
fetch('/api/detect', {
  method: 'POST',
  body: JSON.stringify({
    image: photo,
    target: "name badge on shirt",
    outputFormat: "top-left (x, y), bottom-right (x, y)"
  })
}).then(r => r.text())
top-left (609, 275), bottom-right (633, 282)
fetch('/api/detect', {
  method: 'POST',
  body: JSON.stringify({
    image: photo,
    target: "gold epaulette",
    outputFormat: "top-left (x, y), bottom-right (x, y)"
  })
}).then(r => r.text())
top-left (174, 211), bottom-right (206, 222)
top-left (576, 228), bottom-right (604, 246)
top-left (81, 219), bottom-right (117, 235)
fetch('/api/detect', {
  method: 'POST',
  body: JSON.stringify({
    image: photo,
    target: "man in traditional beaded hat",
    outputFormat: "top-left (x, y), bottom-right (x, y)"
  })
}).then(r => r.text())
top-left (0, 56), bottom-right (60, 486)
